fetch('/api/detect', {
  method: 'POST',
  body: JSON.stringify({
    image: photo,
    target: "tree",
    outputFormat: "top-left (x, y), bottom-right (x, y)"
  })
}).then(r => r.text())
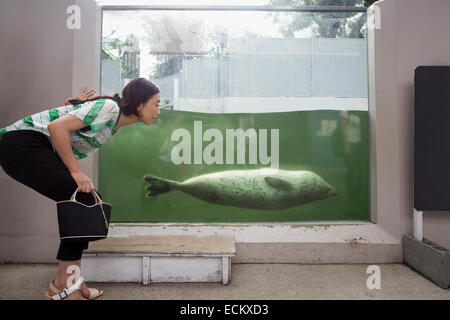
top-left (268, 0), bottom-right (376, 38)
top-left (364, 1), bottom-right (378, 7)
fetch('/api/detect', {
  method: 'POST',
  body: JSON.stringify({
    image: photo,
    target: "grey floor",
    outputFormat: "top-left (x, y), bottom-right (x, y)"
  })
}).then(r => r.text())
top-left (0, 263), bottom-right (448, 300)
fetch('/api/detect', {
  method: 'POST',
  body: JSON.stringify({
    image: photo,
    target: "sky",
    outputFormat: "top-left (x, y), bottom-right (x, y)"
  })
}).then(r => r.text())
top-left (102, 3), bottom-right (314, 77)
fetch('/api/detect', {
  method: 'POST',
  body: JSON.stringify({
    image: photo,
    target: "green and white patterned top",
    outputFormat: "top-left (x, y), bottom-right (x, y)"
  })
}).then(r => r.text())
top-left (0, 98), bottom-right (120, 159)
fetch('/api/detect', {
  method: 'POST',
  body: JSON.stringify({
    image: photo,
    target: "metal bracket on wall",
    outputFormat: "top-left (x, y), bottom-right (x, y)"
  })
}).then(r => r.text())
top-left (413, 208), bottom-right (423, 241)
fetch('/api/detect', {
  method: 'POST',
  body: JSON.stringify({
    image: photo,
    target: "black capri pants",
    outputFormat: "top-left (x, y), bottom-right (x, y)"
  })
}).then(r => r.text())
top-left (0, 130), bottom-right (102, 261)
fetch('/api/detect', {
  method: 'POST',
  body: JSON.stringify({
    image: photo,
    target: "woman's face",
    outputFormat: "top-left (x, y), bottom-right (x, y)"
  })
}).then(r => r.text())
top-left (138, 92), bottom-right (161, 125)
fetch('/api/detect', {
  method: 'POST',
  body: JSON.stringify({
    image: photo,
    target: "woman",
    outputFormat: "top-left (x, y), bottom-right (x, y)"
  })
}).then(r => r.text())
top-left (0, 78), bottom-right (161, 300)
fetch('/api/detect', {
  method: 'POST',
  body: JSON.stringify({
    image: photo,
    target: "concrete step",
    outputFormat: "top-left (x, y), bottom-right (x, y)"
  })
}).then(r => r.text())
top-left (403, 235), bottom-right (449, 290)
top-left (81, 235), bottom-right (236, 285)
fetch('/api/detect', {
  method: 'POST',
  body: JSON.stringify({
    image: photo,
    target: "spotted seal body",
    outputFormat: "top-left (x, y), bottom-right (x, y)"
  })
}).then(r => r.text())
top-left (143, 169), bottom-right (336, 210)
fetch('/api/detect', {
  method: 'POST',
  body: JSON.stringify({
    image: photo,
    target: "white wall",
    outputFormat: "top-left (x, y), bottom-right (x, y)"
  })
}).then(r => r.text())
top-left (0, 0), bottom-right (101, 262)
top-left (1, 0), bottom-right (449, 263)
top-left (369, 0), bottom-right (450, 248)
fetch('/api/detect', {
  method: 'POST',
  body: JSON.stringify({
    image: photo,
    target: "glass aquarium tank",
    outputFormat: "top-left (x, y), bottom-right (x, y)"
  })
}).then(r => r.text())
top-left (99, 4), bottom-right (370, 222)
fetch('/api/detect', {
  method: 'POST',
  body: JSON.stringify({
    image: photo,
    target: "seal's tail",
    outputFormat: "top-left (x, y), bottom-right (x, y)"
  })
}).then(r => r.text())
top-left (143, 174), bottom-right (178, 198)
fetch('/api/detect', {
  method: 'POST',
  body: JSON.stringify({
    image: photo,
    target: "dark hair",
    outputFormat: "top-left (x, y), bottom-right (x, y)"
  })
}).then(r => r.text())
top-left (68, 78), bottom-right (160, 117)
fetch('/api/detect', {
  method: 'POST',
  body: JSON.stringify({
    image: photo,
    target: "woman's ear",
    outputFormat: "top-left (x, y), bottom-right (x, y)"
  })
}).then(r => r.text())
top-left (137, 103), bottom-right (143, 116)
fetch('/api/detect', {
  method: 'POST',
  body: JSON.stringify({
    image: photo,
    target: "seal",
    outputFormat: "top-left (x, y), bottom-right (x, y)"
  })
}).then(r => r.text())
top-left (143, 168), bottom-right (336, 210)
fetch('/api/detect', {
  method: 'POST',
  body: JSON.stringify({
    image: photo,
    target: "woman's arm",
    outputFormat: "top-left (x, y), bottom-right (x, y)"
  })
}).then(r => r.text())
top-left (47, 115), bottom-right (94, 193)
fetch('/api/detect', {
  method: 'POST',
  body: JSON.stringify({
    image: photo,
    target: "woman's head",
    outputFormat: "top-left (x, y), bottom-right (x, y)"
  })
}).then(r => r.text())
top-left (133, 88), bottom-right (161, 125)
top-left (118, 78), bottom-right (160, 120)
top-left (68, 77), bottom-right (161, 125)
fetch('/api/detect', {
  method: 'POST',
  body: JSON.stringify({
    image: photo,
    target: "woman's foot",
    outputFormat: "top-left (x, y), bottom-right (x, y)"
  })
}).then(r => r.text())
top-left (46, 280), bottom-right (85, 300)
top-left (80, 281), bottom-right (103, 300)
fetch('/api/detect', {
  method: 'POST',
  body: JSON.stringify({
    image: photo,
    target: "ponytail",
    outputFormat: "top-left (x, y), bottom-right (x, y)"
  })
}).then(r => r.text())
top-left (67, 93), bottom-right (122, 106)
top-left (112, 93), bottom-right (121, 104)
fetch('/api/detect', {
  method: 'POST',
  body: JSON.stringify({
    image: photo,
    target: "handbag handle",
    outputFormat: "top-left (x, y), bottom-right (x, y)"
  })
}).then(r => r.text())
top-left (70, 189), bottom-right (109, 229)
top-left (70, 189), bottom-right (102, 204)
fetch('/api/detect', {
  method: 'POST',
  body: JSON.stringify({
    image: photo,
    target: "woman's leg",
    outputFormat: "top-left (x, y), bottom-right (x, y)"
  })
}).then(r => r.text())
top-left (48, 260), bottom-right (84, 300)
top-left (0, 131), bottom-right (100, 299)
top-left (53, 191), bottom-right (101, 299)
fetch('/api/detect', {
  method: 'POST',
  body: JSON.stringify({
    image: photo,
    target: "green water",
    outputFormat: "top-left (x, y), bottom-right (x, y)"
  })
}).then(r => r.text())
top-left (99, 109), bottom-right (369, 222)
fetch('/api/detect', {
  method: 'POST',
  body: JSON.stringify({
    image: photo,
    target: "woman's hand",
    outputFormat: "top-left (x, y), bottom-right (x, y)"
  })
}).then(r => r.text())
top-left (64, 87), bottom-right (96, 105)
top-left (70, 170), bottom-right (95, 193)
top-left (74, 87), bottom-right (96, 101)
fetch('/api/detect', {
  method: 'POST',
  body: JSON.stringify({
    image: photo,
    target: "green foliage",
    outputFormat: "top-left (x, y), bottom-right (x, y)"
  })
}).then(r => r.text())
top-left (268, 0), bottom-right (371, 38)
top-left (364, 0), bottom-right (377, 7)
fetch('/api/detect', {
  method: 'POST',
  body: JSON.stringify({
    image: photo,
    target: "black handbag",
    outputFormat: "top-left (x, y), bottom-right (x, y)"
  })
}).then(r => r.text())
top-left (57, 189), bottom-right (111, 242)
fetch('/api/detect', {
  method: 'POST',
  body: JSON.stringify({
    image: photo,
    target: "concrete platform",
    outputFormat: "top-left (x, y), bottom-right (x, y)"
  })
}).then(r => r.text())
top-left (81, 235), bottom-right (235, 285)
top-left (84, 235), bottom-right (236, 256)
top-left (106, 222), bottom-right (403, 264)
top-left (1, 263), bottom-right (450, 300)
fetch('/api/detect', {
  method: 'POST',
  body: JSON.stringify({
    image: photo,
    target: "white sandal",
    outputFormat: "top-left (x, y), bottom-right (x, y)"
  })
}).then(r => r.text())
top-left (45, 276), bottom-right (86, 300)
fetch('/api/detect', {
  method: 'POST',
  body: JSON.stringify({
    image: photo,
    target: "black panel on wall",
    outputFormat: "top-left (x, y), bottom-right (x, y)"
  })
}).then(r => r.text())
top-left (414, 66), bottom-right (450, 211)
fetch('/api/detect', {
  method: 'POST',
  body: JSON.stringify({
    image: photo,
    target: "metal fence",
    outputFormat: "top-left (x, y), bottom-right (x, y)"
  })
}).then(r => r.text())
top-left (154, 38), bottom-right (368, 102)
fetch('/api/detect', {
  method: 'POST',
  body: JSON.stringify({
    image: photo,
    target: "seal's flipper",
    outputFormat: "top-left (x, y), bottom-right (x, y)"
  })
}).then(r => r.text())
top-left (264, 176), bottom-right (294, 191)
top-left (143, 174), bottom-right (175, 197)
